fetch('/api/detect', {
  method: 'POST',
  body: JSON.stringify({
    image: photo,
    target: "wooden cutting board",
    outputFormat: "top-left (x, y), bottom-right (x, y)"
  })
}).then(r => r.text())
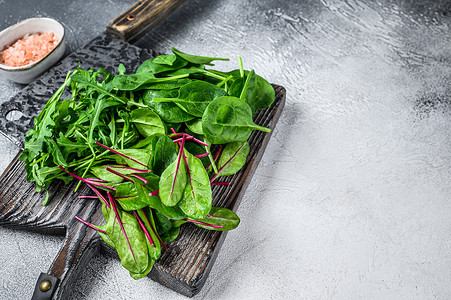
top-left (0, 9), bottom-right (286, 300)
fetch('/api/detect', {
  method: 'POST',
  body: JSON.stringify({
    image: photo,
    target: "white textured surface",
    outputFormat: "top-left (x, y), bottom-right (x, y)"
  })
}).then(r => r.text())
top-left (0, 0), bottom-right (450, 299)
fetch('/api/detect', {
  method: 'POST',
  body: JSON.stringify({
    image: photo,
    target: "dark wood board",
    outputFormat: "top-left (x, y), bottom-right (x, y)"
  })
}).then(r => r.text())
top-left (0, 34), bottom-right (286, 299)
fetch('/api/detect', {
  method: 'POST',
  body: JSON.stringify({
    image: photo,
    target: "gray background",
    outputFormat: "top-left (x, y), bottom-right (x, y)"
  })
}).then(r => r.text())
top-left (0, 0), bottom-right (450, 299)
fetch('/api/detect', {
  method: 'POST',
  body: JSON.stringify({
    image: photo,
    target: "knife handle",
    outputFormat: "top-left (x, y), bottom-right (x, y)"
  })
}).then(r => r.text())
top-left (107, 0), bottom-right (187, 43)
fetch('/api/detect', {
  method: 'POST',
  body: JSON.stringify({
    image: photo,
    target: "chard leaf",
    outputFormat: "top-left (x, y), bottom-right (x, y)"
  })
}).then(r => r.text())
top-left (152, 135), bottom-right (178, 176)
top-left (178, 152), bottom-right (212, 219)
top-left (107, 196), bottom-right (150, 274)
top-left (192, 207), bottom-right (240, 231)
top-left (217, 141), bottom-right (250, 177)
top-left (159, 149), bottom-right (187, 207)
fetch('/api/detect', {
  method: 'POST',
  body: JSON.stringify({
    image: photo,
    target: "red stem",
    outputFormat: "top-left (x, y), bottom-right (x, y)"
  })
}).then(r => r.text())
top-left (58, 166), bottom-right (116, 191)
top-left (75, 216), bottom-right (107, 234)
top-left (133, 211), bottom-right (155, 246)
top-left (95, 142), bottom-right (149, 169)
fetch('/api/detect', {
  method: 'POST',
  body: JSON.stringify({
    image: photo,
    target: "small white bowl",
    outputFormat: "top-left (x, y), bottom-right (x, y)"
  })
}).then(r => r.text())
top-left (0, 17), bottom-right (65, 84)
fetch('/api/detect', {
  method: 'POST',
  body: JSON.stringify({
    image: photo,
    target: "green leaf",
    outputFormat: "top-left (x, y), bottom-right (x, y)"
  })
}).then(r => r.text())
top-left (130, 108), bottom-right (166, 138)
top-left (152, 135), bottom-right (178, 176)
top-left (172, 47), bottom-right (229, 65)
top-left (193, 207), bottom-right (240, 231)
top-left (185, 118), bottom-right (203, 135)
top-left (152, 54), bottom-right (177, 66)
top-left (106, 204), bottom-right (150, 274)
top-left (154, 81), bottom-right (227, 117)
top-left (159, 153), bottom-right (187, 207)
top-left (228, 69), bottom-right (275, 111)
top-left (202, 96), bottom-right (271, 144)
top-left (143, 90), bottom-right (195, 123)
top-left (136, 56), bottom-right (188, 75)
top-left (217, 141), bottom-right (250, 176)
top-left (178, 152), bottom-right (212, 219)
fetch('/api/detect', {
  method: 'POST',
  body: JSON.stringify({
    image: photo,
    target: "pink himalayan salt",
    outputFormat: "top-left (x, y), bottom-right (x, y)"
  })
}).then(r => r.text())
top-left (0, 32), bottom-right (59, 67)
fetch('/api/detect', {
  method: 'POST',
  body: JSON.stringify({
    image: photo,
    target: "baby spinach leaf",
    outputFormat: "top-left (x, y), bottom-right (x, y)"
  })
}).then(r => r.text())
top-left (112, 72), bottom-right (155, 91)
top-left (217, 141), bottom-right (250, 177)
top-left (228, 69), bottom-right (275, 111)
top-left (140, 78), bottom-right (192, 90)
top-left (154, 81), bottom-right (227, 117)
top-left (172, 47), bottom-right (229, 65)
top-left (178, 152), bottom-right (212, 220)
top-left (130, 108), bottom-right (166, 138)
top-left (185, 118), bottom-right (203, 135)
top-left (152, 54), bottom-right (177, 66)
top-left (136, 56), bottom-right (188, 74)
top-left (202, 96), bottom-right (271, 144)
top-left (142, 90), bottom-right (195, 123)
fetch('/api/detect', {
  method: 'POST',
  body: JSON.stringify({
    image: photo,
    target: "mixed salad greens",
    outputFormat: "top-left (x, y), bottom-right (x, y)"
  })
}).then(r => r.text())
top-left (19, 47), bottom-right (275, 279)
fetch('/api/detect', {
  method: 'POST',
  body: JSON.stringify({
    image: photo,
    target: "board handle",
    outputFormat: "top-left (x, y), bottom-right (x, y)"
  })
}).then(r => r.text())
top-left (107, 0), bottom-right (187, 43)
top-left (31, 201), bottom-right (103, 300)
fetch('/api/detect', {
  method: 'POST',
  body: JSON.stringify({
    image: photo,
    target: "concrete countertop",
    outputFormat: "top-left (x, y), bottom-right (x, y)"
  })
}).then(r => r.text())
top-left (0, 0), bottom-right (450, 299)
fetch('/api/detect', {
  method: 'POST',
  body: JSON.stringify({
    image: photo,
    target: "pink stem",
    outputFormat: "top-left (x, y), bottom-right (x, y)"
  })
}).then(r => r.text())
top-left (75, 216), bottom-right (107, 234)
top-left (149, 189), bottom-right (159, 197)
top-left (58, 166), bottom-right (116, 191)
top-left (211, 182), bottom-right (230, 186)
top-left (195, 152), bottom-right (209, 158)
top-left (140, 208), bottom-right (168, 251)
top-left (185, 219), bottom-right (223, 229)
top-left (87, 184), bottom-right (110, 208)
top-left (106, 167), bottom-right (133, 183)
top-left (108, 192), bottom-right (138, 264)
top-left (210, 143), bottom-right (246, 183)
top-left (95, 142), bottom-right (149, 169)
top-left (130, 174), bottom-right (148, 185)
top-left (78, 195), bottom-right (98, 199)
top-left (133, 211), bottom-right (154, 246)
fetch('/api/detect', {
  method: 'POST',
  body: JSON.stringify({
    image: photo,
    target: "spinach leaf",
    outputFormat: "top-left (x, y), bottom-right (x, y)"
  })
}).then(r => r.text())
top-left (228, 69), bottom-right (275, 111)
top-left (172, 47), bottom-right (229, 65)
top-left (142, 90), bottom-right (196, 123)
top-left (202, 96), bottom-right (271, 144)
top-left (154, 81), bottom-right (227, 117)
top-left (185, 118), bottom-right (203, 135)
top-left (130, 108), bottom-right (166, 138)
top-left (152, 54), bottom-right (177, 66)
top-left (136, 56), bottom-right (188, 74)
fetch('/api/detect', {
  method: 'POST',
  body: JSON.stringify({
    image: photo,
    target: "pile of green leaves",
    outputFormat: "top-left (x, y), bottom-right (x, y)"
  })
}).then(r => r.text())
top-left (19, 47), bottom-right (275, 279)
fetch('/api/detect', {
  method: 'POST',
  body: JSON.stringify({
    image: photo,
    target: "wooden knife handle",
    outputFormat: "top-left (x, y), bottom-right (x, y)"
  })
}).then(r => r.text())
top-left (107, 0), bottom-right (187, 42)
